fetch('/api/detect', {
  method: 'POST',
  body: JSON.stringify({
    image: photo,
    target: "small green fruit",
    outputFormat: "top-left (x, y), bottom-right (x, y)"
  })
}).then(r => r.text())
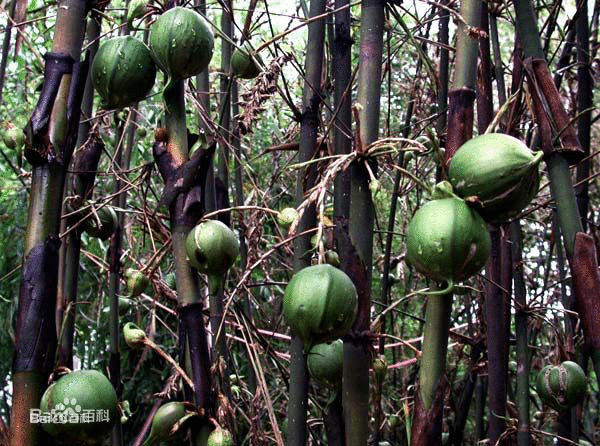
top-left (146, 402), bottom-right (188, 443)
top-left (125, 268), bottom-right (150, 297)
top-left (283, 264), bottom-right (357, 348)
top-left (118, 296), bottom-right (133, 316)
top-left (83, 205), bottom-right (118, 240)
top-left (127, 0), bottom-right (148, 27)
top-left (164, 272), bottom-right (176, 290)
top-left (91, 36), bottom-right (157, 110)
top-left (2, 122), bottom-right (24, 150)
top-left (185, 220), bottom-right (239, 276)
top-left (372, 355), bottom-right (388, 384)
top-left (207, 426), bottom-right (234, 446)
top-left (324, 250), bottom-right (340, 267)
top-left (39, 370), bottom-right (118, 442)
top-left (231, 43), bottom-right (262, 79)
top-left (307, 339), bottom-right (344, 387)
top-left (536, 361), bottom-right (587, 411)
top-left (149, 7), bottom-right (214, 82)
top-left (277, 207), bottom-right (299, 227)
top-left (123, 322), bottom-right (147, 348)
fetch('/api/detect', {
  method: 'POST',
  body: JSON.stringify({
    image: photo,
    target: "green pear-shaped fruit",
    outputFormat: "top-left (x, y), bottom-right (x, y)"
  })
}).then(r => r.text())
top-left (149, 7), bottom-right (214, 82)
top-left (405, 195), bottom-right (491, 284)
top-left (448, 133), bottom-right (543, 223)
top-left (144, 401), bottom-right (188, 444)
top-left (307, 339), bottom-right (344, 387)
top-left (82, 205), bottom-right (118, 240)
top-left (91, 36), bottom-right (156, 110)
top-left (185, 220), bottom-right (239, 276)
top-left (125, 268), bottom-right (150, 297)
top-left (283, 264), bottom-right (357, 348)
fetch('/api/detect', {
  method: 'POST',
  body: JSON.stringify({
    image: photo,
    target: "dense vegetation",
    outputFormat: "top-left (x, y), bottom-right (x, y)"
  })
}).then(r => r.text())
top-left (0, 0), bottom-right (599, 445)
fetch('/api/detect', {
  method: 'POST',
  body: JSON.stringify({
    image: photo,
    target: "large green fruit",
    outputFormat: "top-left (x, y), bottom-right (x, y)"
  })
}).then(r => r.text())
top-left (536, 361), bottom-right (587, 411)
top-left (39, 370), bottom-right (118, 442)
top-left (406, 196), bottom-right (491, 284)
top-left (231, 43), bottom-right (262, 79)
top-left (307, 339), bottom-right (344, 387)
top-left (283, 264), bottom-right (357, 348)
top-left (448, 133), bottom-right (543, 223)
top-left (185, 220), bottom-right (239, 276)
top-left (91, 36), bottom-right (156, 110)
top-left (149, 7), bottom-right (214, 81)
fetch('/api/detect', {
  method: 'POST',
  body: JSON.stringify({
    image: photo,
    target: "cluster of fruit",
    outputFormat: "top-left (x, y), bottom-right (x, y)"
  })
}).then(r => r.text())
top-left (405, 133), bottom-right (588, 411)
top-left (91, 6), bottom-right (261, 111)
top-left (406, 132), bottom-right (543, 289)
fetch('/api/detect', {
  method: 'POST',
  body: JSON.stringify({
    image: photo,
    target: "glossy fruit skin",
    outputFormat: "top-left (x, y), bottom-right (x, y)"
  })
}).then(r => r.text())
top-left (307, 339), bottom-right (344, 387)
top-left (207, 426), bottom-right (234, 446)
top-left (39, 370), bottom-right (118, 442)
top-left (185, 220), bottom-right (239, 276)
top-left (147, 402), bottom-right (187, 442)
top-left (448, 133), bottom-right (543, 223)
top-left (536, 361), bottom-right (587, 411)
top-left (91, 36), bottom-right (156, 110)
top-left (406, 197), bottom-right (491, 283)
top-left (231, 43), bottom-right (261, 79)
top-left (283, 264), bottom-right (357, 348)
top-left (149, 7), bottom-right (214, 81)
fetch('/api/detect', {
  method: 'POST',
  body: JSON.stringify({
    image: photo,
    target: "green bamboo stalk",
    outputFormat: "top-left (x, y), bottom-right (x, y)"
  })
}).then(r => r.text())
top-left (332, 0), bottom-right (352, 221)
top-left (575, 0), bottom-right (592, 230)
top-left (10, 1), bottom-right (88, 445)
top-left (161, 81), bottom-right (214, 445)
top-left (215, 4), bottom-right (232, 220)
top-left (330, 2), bottom-right (352, 443)
top-left (436, 0), bottom-right (450, 134)
top-left (485, 228), bottom-right (512, 445)
top-left (508, 125), bottom-right (531, 446)
top-left (163, 80), bottom-right (203, 305)
top-left (344, 1), bottom-right (384, 445)
top-left (418, 292), bottom-right (452, 411)
top-left (108, 114), bottom-right (137, 446)
top-left (289, 1), bottom-right (327, 445)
